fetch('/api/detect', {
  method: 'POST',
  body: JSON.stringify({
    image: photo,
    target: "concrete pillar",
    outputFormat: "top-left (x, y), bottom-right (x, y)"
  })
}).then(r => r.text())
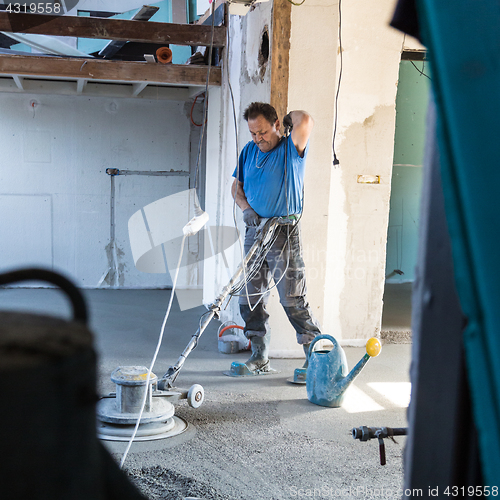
top-left (267, 0), bottom-right (404, 349)
top-left (328, 1), bottom-right (404, 342)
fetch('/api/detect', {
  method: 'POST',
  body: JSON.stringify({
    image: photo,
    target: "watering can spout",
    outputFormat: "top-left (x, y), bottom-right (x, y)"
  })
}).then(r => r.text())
top-left (306, 336), bottom-right (382, 408)
top-left (331, 351), bottom-right (371, 396)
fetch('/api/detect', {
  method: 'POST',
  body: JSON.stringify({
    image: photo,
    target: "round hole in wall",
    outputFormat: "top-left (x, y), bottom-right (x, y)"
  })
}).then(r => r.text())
top-left (259, 27), bottom-right (270, 67)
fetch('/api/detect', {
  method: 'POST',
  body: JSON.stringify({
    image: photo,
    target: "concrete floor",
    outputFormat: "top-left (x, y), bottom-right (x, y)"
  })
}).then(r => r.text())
top-left (381, 282), bottom-right (412, 332)
top-left (381, 282), bottom-right (412, 343)
top-left (1, 285), bottom-right (412, 500)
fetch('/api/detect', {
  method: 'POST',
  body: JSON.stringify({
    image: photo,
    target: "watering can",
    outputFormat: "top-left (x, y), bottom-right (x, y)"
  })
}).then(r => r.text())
top-left (306, 335), bottom-right (382, 408)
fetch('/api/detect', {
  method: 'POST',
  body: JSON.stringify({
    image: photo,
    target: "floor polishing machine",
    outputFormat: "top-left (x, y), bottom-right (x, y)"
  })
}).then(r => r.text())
top-left (97, 216), bottom-right (290, 442)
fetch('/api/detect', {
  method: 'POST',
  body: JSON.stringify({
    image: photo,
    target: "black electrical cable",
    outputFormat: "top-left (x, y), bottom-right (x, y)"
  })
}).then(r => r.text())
top-left (230, 229), bottom-right (279, 291)
top-left (229, 225), bottom-right (300, 298)
top-left (193, 0), bottom-right (216, 202)
top-left (226, 15), bottom-right (256, 309)
top-left (410, 60), bottom-right (431, 80)
top-left (332, 0), bottom-right (343, 167)
top-left (229, 130), bottom-right (305, 300)
top-left (226, 16), bottom-right (300, 309)
top-left (229, 229), bottom-right (281, 295)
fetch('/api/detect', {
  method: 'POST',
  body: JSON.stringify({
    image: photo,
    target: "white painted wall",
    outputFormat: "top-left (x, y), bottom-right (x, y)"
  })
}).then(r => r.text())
top-left (329, 0), bottom-right (404, 341)
top-left (0, 92), bottom-right (196, 288)
top-left (285, 0), bottom-right (404, 343)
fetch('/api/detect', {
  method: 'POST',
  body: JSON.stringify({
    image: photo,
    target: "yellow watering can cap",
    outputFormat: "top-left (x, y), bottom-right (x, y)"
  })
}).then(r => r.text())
top-left (366, 337), bottom-right (382, 357)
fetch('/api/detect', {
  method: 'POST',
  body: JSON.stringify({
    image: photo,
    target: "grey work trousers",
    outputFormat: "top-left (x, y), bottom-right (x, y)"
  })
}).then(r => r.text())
top-left (238, 223), bottom-right (322, 345)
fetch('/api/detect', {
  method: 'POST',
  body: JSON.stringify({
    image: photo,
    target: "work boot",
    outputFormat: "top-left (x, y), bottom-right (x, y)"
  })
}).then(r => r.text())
top-left (302, 343), bottom-right (311, 369)
top-left (245, 335), bottom-right (270, 372)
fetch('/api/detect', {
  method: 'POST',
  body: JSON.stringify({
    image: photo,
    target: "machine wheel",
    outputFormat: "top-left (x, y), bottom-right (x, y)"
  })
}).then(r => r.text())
top-left (187, 384), bottom-right (204, 408)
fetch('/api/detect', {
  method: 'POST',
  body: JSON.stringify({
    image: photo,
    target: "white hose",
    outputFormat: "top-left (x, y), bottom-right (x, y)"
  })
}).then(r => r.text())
top-left (120, 234), bottom-right (187, 468)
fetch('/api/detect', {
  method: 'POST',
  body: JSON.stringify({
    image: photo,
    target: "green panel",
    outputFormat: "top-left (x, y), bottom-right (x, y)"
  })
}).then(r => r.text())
top-left (386, 60), bottom-right (430, 282)
top-left (385, 166), bottom-right (423, 281)
top-left (393, 61), bottom-right (431, 166)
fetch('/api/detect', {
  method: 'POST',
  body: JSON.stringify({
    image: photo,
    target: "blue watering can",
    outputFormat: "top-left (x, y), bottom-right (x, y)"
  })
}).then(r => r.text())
top-left (306, 334), bottom-right (382, 408)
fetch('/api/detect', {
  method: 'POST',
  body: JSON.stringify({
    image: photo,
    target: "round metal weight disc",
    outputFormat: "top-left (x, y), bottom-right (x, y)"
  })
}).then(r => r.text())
top-left (97, 415), bottom-right (188, 442)
top-left (96, 397), bottom-right (175, 424)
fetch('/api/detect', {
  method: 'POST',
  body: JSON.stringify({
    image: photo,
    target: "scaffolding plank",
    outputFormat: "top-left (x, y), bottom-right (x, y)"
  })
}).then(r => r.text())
top-left (0, 12), bottom-right (226, 47)
top-left (0, 54), bottom-right (221, 86)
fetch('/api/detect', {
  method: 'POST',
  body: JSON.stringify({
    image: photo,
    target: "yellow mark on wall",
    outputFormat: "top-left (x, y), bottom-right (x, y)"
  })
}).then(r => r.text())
top-left (357, 175), bottom-right (381, 184)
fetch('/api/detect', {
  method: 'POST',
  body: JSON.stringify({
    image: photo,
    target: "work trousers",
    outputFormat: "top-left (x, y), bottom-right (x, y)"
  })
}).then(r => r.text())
top-left (238, 223), bottom-right (322, 345)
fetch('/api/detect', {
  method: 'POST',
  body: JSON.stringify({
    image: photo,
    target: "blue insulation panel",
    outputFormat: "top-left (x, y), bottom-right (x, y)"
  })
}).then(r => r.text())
top-left (77, 1), bottom-right (176, 58)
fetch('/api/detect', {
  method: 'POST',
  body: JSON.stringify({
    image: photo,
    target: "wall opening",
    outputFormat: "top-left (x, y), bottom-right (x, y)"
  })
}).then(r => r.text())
top-left (385, 59), bottom-right (431, 284)
top-left (258, 26), bottom-right (269, 80)
top-left (382, 59), bottom-right (431, 333)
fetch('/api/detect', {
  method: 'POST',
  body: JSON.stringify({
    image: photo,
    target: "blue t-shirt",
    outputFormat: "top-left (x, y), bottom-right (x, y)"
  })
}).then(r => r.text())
top-left (232, 136), bottom-right (308, 218)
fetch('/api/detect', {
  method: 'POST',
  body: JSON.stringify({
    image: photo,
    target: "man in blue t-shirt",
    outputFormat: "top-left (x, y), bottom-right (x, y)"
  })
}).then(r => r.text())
top-left (231, 102), bottom-right (322, 374)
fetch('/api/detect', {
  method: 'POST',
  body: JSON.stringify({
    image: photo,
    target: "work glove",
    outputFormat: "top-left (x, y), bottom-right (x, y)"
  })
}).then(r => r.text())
top-left (283, 113), bottom-right (293, 135)
top-left (243, 207), bottom-right (260, 227)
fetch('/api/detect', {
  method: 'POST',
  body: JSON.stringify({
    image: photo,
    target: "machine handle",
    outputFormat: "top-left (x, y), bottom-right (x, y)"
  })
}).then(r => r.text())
top-left (0, 268), bottom-right (88, 325)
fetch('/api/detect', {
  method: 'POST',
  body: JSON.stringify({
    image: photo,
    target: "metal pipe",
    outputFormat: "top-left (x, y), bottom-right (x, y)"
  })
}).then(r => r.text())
top-left (352, 426), bottom-right (408, 441)
top-left (105, 168), bottom-right (189, 177)
top-left (352, 426), bottom-right (408, 466)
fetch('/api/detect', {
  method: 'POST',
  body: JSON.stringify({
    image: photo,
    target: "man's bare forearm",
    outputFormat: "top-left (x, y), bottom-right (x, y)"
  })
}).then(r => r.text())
top-left (231, 179), bottom-right (251, 212)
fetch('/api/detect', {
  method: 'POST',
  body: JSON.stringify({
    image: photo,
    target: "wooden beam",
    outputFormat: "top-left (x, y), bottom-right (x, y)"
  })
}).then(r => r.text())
top-left (0, 54), bottom-right (221, 86)
top-left (0, 12), bottom-right (226, 47)
top-left (98, 5), bottom-right (160, 59)
top-left (270, 0), bottom-right (291, 128)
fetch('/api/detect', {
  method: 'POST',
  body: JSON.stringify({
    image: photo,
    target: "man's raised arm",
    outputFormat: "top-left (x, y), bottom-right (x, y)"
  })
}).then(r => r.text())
top-left (283, 110), bottom-right (314, 157)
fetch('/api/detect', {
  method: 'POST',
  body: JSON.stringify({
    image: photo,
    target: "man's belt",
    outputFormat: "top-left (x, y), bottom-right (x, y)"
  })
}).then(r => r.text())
top-left (277, 214), bottom-right (299, 225)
